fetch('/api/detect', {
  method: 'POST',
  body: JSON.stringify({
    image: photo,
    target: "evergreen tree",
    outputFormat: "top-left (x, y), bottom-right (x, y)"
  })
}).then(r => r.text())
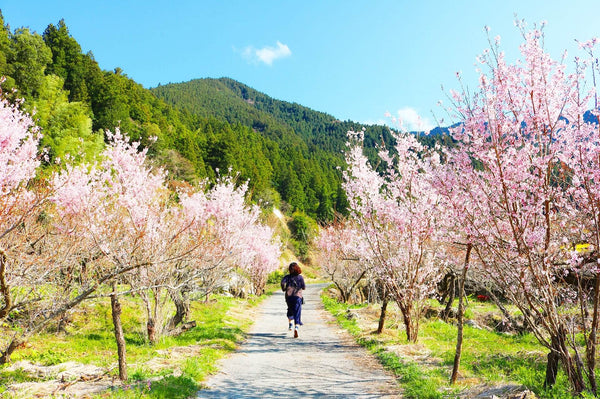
top-left (43, 19), bottom-right (89, 102)
top-left (0, 11), bottom-right (11, 87)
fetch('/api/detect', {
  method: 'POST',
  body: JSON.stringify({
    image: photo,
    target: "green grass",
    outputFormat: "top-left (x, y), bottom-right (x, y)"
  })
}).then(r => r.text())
top-left (0, 292), bottom-right (267, 398)
top-left (104, 375), bottom-right (198, 399)
top-left (321, 293), bottom-right (578, 399)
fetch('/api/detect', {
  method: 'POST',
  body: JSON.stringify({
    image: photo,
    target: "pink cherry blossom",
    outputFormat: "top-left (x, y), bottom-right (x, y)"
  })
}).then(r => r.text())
top-left (438, 24), bottom-right (598, 394)
top-left (342, 130), bottom-right (445, 342)
top-left (0, 96), bottom-right (41, 239)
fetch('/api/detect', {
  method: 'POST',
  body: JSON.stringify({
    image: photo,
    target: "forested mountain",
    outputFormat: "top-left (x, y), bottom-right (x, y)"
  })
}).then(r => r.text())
top-left (151, 78), bottom-right (404, 218)
top-left (0, 11), bottom-right (449, 221)
top-left (152, 78), bottom-right (391, 156)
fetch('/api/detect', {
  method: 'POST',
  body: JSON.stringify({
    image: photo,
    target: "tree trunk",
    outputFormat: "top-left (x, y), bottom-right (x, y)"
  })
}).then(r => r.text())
top-left (400, 303), bottom-right (418, 343)
top-left (111, 282), bottom-right (127, 381)
top-left (451, 243), bottom-right (471, 384)
top-left (333, 281), bottom-right (348, 303)
top-left (0, 249), bottom-right (11, 319)
top-left (0, 337), bottom-right (22, 364)
top-left (376, 299), bottom-right (388, 334)
top-left (147, 318), bottom-right (156, 344)
top-left (166, 288), bottom-right (190, 331)
top-left (441, 272), bottom-right (456, 321)
top-left (403, 315), bottom-right (414, 342)
top-left (546, 326), bottom-right (586, 394)
top-left (586, 272), bottom-right (600, 395)
top-left (544, 347), bottom-right (559, 389)
top-left (563, 347), bottom-right (586, 394)
top-left (141, 290), bottom-right (158, 344)
top-left (349, 271), bottom-right (366, 304)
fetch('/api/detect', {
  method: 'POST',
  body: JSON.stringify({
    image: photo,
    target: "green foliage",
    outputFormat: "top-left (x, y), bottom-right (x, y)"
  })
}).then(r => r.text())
top-left (287, 211), bottom-right (318, 259)
top-left (27, 349), bottom-right (66, 366)
top-left (321, 293), bottom-right (365, 336)
top-left (376, 350), bottom-right (444, 399)
top-left (150, 78), bottom-right (392, 221)
top-left (267, 268), bottom-right (285, 284)
top-left (288, 211), bottom-right (317, 243)
top-left (5, 27), bottom-right (52, 97)
top-left (26, 74), bottom-right (103, 162)
top-left (106, 376), bottom-right (197, 399)
top-left (43, 19), bottom-right (89, 103)
top-left (140, 375), bottom-right (198, 398)
top-left (0, 11), bottom-right (11, 85)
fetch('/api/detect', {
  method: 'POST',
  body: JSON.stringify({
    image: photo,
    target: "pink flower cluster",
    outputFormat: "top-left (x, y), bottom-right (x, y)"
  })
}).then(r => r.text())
top-left (50, 132), bottom-right (280, 293)
top-left (0, 97), bottom-right (41, 237)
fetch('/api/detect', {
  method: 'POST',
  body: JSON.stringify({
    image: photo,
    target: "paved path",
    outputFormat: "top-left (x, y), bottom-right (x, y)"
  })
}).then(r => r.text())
top-left (198, 283), bottom-right (400, 398)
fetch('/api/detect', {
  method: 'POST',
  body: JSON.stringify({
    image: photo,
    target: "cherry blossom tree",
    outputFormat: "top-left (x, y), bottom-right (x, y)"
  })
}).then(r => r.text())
top-left (558, 37), bottom-right (600, 395)
top-left (51, 130), bottom-right (180, 377)
top-left (236, 221), bottom-right (281, 295)
top-left (179, 176), bottom-right (280, 299)
top-left (0, 95), bottom-right (283, 369)
top-left (343, 129), bottom-right (446, 342)
top-left (316, 219), bottom-right (370, 304)
top-left (0, 94), bottom-right (50, 363)
top-left (439, 22), bottom-right (600, 394)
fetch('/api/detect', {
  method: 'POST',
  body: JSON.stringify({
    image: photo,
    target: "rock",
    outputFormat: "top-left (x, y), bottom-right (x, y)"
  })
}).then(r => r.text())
top-left (465, 319), bottom-right (482, 329)
top-left (345, 309), bottom-right (358, 320)
top-left (474, 384), bottom-right (537, 398)
top-left (5, 360), bottom-right (111, 398)
top-left (6, 360), bottom-right (104, 381)
top-left (423, 306), bottom-right (440, 319)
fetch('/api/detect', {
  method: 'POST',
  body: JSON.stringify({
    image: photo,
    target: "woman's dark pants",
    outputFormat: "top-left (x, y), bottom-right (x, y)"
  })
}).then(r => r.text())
top-left (286, 296), bottom-right (303, 325)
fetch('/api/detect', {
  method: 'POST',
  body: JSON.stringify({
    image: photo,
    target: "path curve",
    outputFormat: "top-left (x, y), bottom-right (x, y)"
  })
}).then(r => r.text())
top-left (197, 283), bottom-right (400, 398)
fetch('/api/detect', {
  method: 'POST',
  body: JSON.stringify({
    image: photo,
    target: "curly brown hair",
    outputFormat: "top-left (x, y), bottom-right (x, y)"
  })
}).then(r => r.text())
top-left (288, 262), bottom-right (302, 276)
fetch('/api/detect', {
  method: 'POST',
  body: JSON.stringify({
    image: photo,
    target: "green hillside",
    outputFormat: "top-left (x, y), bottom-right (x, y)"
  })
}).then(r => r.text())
top-left (151, 77), bottom-right (395, 161)
top-left (151, 78), bottom-right (402, 219)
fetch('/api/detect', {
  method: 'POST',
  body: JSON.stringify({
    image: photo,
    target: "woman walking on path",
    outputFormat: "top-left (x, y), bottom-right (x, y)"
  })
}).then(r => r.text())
top-left (280, 262), bottom-right (305, 337)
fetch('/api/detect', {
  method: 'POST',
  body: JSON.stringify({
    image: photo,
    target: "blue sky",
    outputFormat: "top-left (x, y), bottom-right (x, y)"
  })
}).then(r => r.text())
top-left (2, 1), bottom-right (600, 130)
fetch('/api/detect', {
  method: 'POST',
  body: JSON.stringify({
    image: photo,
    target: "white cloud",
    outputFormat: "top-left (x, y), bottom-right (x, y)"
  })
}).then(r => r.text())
top-left (242, 41), bottom-right (291, 66)
top-left (389, 107), bottom-right (435, 132)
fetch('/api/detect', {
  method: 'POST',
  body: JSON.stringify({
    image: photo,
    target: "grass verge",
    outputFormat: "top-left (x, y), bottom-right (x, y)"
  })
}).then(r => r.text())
top-left (321, 292), bottom-right (580, 399)
top-left (0, 292), bottom-right (269, 398)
